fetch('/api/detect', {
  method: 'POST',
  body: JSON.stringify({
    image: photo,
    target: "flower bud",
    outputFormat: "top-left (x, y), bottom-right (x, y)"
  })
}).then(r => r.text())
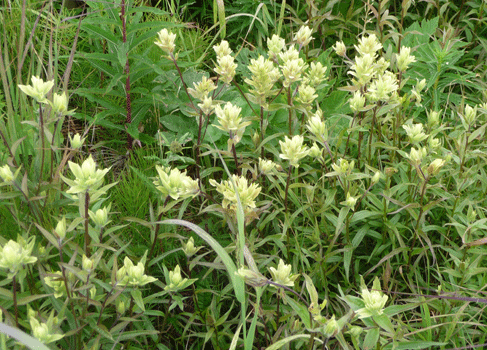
top-left (198, 96), bottom-right (214, 115)
top-left (236, 267), bottom-right (268, 288)
top-left (323, 315), bottom-right (339, 337)
top-left (214, 55), bottom-right (237, 84)
top-left (307, 110), bottom-right (328, 142)
top-left (427, 110), bottom-right (441, 128)
top-left (89, 205), bottom-right (110, 227)
top-left (355, 34), bottom-right (382, 56)
top-left (343, 192), bottom-right (357, 209)
top-left (54, 216), bottom-right (67, 240)
top-left (82, 254), bottom-right (94, 273)
top-left (403, 123), bottom-right (428, 144)
top-left (396, 47), bottom-right (416, 72)
top-left (371, 171), bottom-right (381, 185)
top-left (51, 92), bottom-right (69, 115)
top-left (89, 286), bottom-right (96, 300)
top-left (182, 237), bottom-right (201, 257)
top-left (309, 142), bottom-right (322, 158)
top-left (69, 133), bottom-right (85, 150)
top-left (333, 41), bottom-right (346, 57)
top-left (463, 104), bottom-right (478, 126)
top-left (165, 265), bottom-right (188, 292)
top-left (258, 158), bottom-right (277, 175)
top-left (427, 158), bottom-right (446, 176)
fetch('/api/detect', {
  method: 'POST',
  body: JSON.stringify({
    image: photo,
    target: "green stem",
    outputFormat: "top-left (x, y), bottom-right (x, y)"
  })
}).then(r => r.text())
top-left (84, 191), bottom-right (91, 257)
top-left (12, 275), bottom-right (18, 327)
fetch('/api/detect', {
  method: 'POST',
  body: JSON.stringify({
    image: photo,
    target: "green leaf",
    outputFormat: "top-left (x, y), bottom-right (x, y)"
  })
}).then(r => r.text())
top-left (131, 288), bottom-right (145, 311)
top-left (160, 219), bottom-right (244, 303)
top-left (282, 294), bottom-right (311, 329)
top-left (265, 334), bottom-right (315, 350)
top-left (388, 341), bottom-right (447, 350)
top-left (363, 327), bottom-right (380, 350)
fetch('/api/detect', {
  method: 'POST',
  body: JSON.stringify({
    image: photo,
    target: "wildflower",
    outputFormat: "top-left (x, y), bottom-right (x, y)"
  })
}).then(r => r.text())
top-left (407, 147), bottom-right (426, 165)
top-left (294, 26), bottom-right (313, 47)
top-left (258, 158), bottom-right (277, 175)
top-left (295, 84), bottom-right (317, 109)
top-left (403, 123), bottom-right (428, 144)
top-left (164, 265), bottom-right (187, 292)
top-left (0, 238), bottom-right (37, 278)
top-left (410, 78), bottom-right (427, 106)
top-left (323, 315), bottom-right (339, 337)
top-left (50, 92), bottom-right (72, 115)
top-left (396, 47), bottom-right (416, 72)
top-left (342, 192), bottom-right (357, 209)
top-left (279, 135), bottom-right (309, 167)
top-left (279, 46), bottom-right (300, 63)
top-left (280, 57), bottom-right (307, 88)
top-left (427, 158), bottom-right (446, 176)
top-left (331, 158), bottom-right (355, 176)
top-left (355, 34), bottom-right (382, 57)
top-left (117, 256), bottom-right (157, 287)
top-left (209, 175), bottom-right (261, 217)
top-left (82, 254), bottom-right (94, 273)
top-left (198, 96), bottom-right (215, 115)
top-left (366, 71), bottom-right (398, 102)
top-left (30, 312), bottom-right (63, 344)
top-left (463, 104), bottom-right (478, 126)
top-left (427, 110), bottom-right (441, 128)
top-left (214, 102), bottom-right (251, 145)
top-left (213, 40), bottom-right (232, 58)
top-left (371, 171), bottom-right (381, 185)
top-left (188, 76), bottom-right (217, 101)
top-left (268, 259), bottom-right (299, 288)
top-left (89, 204), bottom-right (111, 227)
top-left (309, 142), bottom-right (322, 159)
top-left (333, 41), bottom-right (346, 57)
top-left (307, 109), bottom-right (328, 142)
top-left (18, 76), bottom-right (54, 103)
top-left (69, 133), bottom-right (85, 149)
top-left (214, 54), bottom-right (237, 84)
top-left (54, 216), bottom-right (67, 240)
top-left (44, 271), bottom-right (67, 298)
top-left (154, 28), bottom-right (176, 54)
top-left (245, 55), bottom-right (280, 106)
top-left (0, 164), bottom-right (18, 183)
top-left (356, 278), bottom-right (388, 318)
top-left (267, 34), bottom-right (286, 59)
top-left (349, 91), bottom-right (366, 113)
top-left (61, 155), bottom-right (110, 194)
top-left (349, 53), bottom-right (376, 87)
top-left (153, 166), bottom-right (199, 201)
top-left (305, 62), bottom-right (327, 88)
top-left (182, 237), bottom-right (201, 257)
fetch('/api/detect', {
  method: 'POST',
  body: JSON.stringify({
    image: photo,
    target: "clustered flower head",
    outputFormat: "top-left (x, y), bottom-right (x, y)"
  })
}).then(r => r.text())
top-left (214, 102), bottom-right (251, 146)
top-left (279, 135), bottom-right (310, 167)
top-left (44, 271), bottom-right (67, 298)
top-left (29, 311), bottom-right (63, 344)
top-left (0, 238), bottom-right (37, 278)
top-left (61, 155), bottom-right (110, 195)
top-left (214, 40), bottom-right (237, 84)
top-left (403, 123), bottom-right (428, 144)
top-left (209, 175), bottom-right (261, 218)
top-left (50, 92), bottom-right (73, 115)
top-left (279, 46), bottom-right (307, 88)
top-left (244, 55), bottom-right (280, 107)
top-left (18, 76), bottom-right (54, 103)
top-left (396, 47), bottom-right (416, 72)
top-left (354, 34), bottom-right (382, 57)
top-left (182, 237), bottom-right (201, 257)
top-left (89, 204), bottom-right (111, 227)
top-left (304, 62), bottom-right (327, 88)
top-left (153, 165), bottom-right (199, 201)
top-left (164, 265), bottom-right (188, 292)
top-left (116, 256), bottom-right (157, 287)
top-left (366, 71), bottom-right (398, 102)
top-left (356, 277), bottom-right (388, 319)
top-left (188, 76), bottom-right (217, 101)
top-left (155, 28), bottom-right (176, 55)
top-left (258, 158), bottom-right (278, 175)
top-left (69, 133), bottom-right (85, 149)
top-left (294, 26), bottom-right (313, 48)
top-left (307, 109), bottom-right (328, 143)
top-left (268, 259), bottom-right (299, 288)
top-left (267, 34), bottom-right (286, 59)
top-left (295, 84), bottom-right (318, 111)
top-left (331, 158), bottom-right (355, 177)
top-left (333, 41), bottom-right (347, 57)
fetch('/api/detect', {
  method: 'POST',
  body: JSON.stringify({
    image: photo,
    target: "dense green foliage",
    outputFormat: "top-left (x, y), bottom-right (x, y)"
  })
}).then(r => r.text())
top-left (1, 0), bottom-right (487, 349)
